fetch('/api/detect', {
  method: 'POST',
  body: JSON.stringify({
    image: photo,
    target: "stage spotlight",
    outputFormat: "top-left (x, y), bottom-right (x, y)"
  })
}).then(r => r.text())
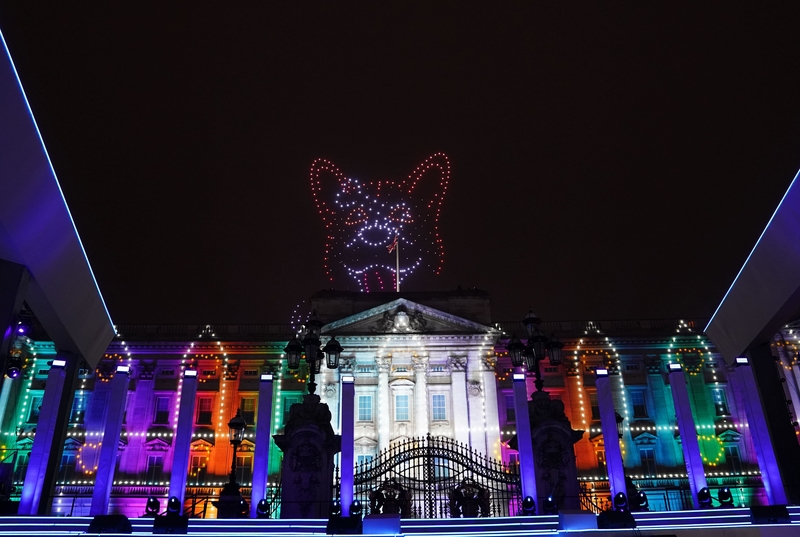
top-left (5, 357), bottom-right (21, 379)
top-left (633, 491), bottom-right (648, 512)
top-left (543, 496), bottom-right (558, 515)
top-left (145, 497), bottom-right (160, 516)
top-left (16, 320), bottom-right (32, 336)
top-left (521, 496), bottom-right (536, 515)
top-left (256, 499), bottom-right (270, 519)
top-left (350, 500), bottom-right (362, 517)
top-left (330, 499), bottom-right (342, 517)
top-left (698, 487), bottom-right (712, 508)
top-left (718, 487), bottom-right (734, 507)
top-left (614, 492), bottom-right (628, 511)
top-left (238, 499), bottom-right (248, 517)
top-left (167, 496), bottom-right (181, 515)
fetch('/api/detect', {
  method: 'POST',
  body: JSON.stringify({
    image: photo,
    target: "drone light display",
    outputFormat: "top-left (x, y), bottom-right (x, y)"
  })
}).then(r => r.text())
top-left (310, 153), bottom-right (450, 292)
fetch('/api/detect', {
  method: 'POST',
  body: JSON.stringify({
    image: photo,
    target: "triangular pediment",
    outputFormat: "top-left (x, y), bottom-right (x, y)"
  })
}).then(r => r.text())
top-left (322, 298), bottom-right (497, 336)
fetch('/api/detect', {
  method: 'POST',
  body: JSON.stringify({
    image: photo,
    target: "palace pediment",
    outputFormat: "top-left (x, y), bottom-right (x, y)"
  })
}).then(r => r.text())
top-left (321, 298), bottom-right (497, 336)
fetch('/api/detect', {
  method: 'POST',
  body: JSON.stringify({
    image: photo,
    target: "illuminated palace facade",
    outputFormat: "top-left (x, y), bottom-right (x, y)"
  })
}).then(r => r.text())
top-left (2, 289), bottom-right (789, 517)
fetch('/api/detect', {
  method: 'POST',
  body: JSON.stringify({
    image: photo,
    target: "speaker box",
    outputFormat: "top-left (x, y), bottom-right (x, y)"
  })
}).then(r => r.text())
top-left (326, 515), bottom-right (363, 535)
top-left (596, 509), bottom-right (637, 529)
top-left (750, 505), bottom-right (790, 525)
top-left (152, 514), bottom-right (189, 534)
top-left (87, 514), bottom-right (132, 534)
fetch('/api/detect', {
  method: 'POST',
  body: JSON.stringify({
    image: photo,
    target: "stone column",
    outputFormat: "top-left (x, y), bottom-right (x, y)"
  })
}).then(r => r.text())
top-left (250, 373), bottom-right (274, 518)
top-left (19, 356), bottom-right (74, 515)
top-left (168, 369), bottom-right (198, 505)
top-left (481, 360), bottom-right (501, 460)
top-left (377, 357), bottom-right (391, 452)
top-left (340, 375), bottom-right (355, 517)
top-left (467, 352), bottom-right (487, 456)
top-left (90, 365), bottom-right (130, 515)
top-left (413, 356), bottom-right (429, 438)
top-left (595, 371), bottom-right (626, 503)
top-left (512, 370), bottom-right (537, 509)
top-left (449, 357), bottom-right (470, 447)
top-left (734, 357), bottom-right (788, 505)
top-left (668, 365), bottom-right (707, 508)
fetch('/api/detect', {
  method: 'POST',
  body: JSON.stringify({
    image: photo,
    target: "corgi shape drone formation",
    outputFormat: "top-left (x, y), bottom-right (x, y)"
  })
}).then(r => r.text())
top-left (310, 153), bottom-right (450, 292)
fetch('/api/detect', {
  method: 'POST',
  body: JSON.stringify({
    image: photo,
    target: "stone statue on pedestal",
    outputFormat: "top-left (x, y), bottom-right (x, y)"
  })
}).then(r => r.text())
top-left (274, 393), bottom-right (341, 518)
top-left (528, 390), bottom-right (584, 510)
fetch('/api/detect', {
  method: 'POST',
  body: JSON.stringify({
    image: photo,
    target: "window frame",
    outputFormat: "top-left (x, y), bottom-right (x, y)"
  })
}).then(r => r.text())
top-left (357, 394), bottom-right (373, 422)
top-left (431, 393), bottom-right (447, 421)
top-left (395, 394), bottom-right (410, 421)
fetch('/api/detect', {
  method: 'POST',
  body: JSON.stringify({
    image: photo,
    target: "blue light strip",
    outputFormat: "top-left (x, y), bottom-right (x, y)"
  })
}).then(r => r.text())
top-left (705, 166), bottom-right (800, 332)
top-left (0, 29), bottom-right (114, 327)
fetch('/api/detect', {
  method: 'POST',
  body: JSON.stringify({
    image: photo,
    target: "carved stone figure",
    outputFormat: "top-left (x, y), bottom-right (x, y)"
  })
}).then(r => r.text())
top-left (528, 390), bottom-right (585, 511)
top-left (273, 394), bottom-right (341, 518)
top-left (449, 478), bottom-right (490, 517)
top-left (369, 478), bottom-right (412, 517)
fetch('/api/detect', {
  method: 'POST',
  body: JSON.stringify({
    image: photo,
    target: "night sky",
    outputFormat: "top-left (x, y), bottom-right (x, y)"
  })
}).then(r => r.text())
top-left (2, 4), bottom-right (800, 326)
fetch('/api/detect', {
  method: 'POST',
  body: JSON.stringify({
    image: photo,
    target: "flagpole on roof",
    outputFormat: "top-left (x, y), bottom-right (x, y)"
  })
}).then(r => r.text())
top-left (396, 237), bottom-right (400, 292)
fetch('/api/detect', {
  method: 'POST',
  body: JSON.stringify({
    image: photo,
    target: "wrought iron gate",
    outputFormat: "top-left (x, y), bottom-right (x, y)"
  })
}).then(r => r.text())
top-left (354, 434), bottom-right (521, 518)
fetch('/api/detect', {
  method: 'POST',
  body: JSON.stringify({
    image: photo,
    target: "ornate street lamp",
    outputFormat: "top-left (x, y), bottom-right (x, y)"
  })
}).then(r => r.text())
top-left (507, 309), bottom-right (564, 392)
top-left (223, 409), bottom-right (247, 492)
top-left (286, 312), bottom-right (344, 395)
top-left (323, 336), bottom-right (343, 369)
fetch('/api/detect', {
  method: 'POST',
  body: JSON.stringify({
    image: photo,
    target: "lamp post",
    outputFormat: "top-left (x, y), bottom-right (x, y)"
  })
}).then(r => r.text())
top-left (285, 312), bottom-right (343, 394)
top-left (214, 409), bottom-right (248, 518)
top-left (508, 310), bottom-right (564, 392)
top-left (227, 409), bottom-right (247, 488)
top-left (505, 310), bottom-right (564, 514)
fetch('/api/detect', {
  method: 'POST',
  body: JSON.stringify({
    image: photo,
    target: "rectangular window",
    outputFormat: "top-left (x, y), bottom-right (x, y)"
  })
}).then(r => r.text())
top-left (712, 388), bottom-right (730, 417)
top-left (432, 394), bottom-right (447, 421)
top-left (146, 454), bottom-right (164, 483)
top-left (395, 394), bottom-right (409, 421)
top-left (28, 396), bottom-right (43, 423)
top-left (630, 391), bottom-right (648, 418)
top-left (639, 448), bottom-right (656, 476)
top-left (505, 394), bottom-right (516, 423)
top-left (241, 396), bottom-right (256, 424)
top-left (202, 370), bottom-right (216, 376)
top-left (236, 454), bottom-right (252, 485)
top-left (70, 393), bottom-right (86, 424)
top-left (282, 396), bottom-right (301, 424)
top-left (596, 449), bottom-right (607, 474)
top-left (159, 369), bottom-right (174, 376)
top-left (589, 392), bottom-right (600, 420)
top-left (13, 452), bottom-right (29, 483)
top-left (725, 446), bottom-right (742, 474)
top-left (626, 363), bottom-right (640, 371)
top-left (508, 452), bottom-right (520, 466)
top-left (58, 453), bottom-right (76, 483)
top-left (243, 369), bottom-right (259, 377)
top-left (196, 397), bottom-right (213, 425)
top-left (153, 396), bottom-right (170, 425)
top-left (356, 454), bottom-right (373, 466)
top-left (189, 454), bottom-right (208, 483)
top-left (358, 395), bottom-right (373, 422)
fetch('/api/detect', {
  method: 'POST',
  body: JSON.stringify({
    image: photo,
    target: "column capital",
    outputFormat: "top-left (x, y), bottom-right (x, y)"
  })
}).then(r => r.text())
top-left (376, 356), bottom-right (391, 373)
top-left (447, 356), bottom-right (467, 372)
top-left (412, 355), bottom-right (428, 373)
